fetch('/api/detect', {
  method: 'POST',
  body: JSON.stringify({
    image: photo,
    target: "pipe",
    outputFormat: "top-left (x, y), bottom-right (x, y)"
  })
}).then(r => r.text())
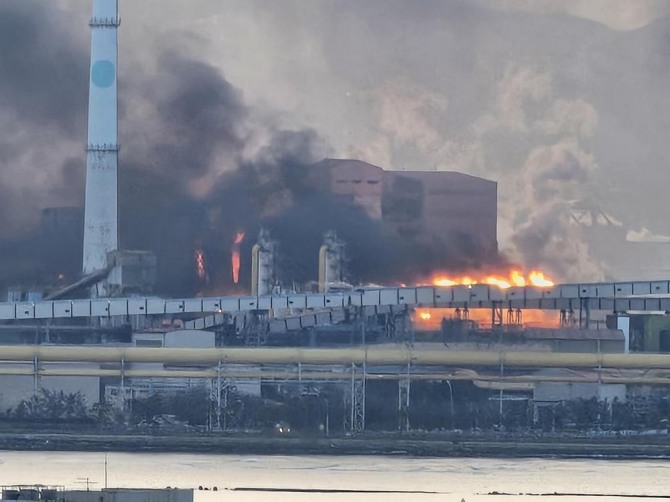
top-left (3, 345), bottom-right (670, 369)
top-left (1, 366), bottom-right (670, 385)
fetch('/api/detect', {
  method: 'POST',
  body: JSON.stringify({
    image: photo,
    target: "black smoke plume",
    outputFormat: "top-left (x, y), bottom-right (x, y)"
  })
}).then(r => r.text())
top-left (0, 2), bottom-right (500, 296)
top-left (0, 1), bottom-right (87, 239)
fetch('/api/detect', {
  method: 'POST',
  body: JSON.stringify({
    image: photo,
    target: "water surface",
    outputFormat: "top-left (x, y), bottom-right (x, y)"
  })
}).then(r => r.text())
top-left (0, 451), bottom-right (668, 501)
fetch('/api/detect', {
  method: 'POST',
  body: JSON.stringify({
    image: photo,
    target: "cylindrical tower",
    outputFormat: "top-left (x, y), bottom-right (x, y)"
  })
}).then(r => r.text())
top-left (251, 229), bottom-right (277, 296)
top-left (318, 244), bottom-right (328, 292)
top-left (82, 0), bottom-right (119, 294)
top-left (318, 231), bottom-right (347, 292)
top-left (251, 243), bottom-right (261, 296)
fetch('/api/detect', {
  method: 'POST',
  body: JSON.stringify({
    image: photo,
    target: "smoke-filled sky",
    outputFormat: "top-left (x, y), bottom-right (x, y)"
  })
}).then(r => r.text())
top-left (1, 0), bottom-right (670, 289)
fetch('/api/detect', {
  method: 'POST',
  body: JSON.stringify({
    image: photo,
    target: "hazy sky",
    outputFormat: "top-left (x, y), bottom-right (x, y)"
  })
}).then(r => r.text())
top-left (1, 0), bottom-right (670, 281)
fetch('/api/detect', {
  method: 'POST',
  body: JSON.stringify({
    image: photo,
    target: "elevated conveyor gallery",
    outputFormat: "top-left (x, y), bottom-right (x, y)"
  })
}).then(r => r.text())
top-left (2, 280), bottom-right (670, 321)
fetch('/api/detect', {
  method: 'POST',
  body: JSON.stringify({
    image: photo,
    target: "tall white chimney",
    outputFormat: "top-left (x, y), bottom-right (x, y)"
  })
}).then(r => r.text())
top-left (82, 0), bottom-right (119, 293)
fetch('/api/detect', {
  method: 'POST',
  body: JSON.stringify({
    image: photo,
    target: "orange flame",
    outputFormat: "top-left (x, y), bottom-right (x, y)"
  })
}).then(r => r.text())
top-left (511, 270), bottom-right (526, 287)
top-left (484, 277), bottom-right (511, 289)
top-left (413, 307), bottom-right (558, 330)
top-left (231, 231), bottom-right (245, 284)
top-left (430, 270), bottom-right (554, 289)
top-left (434, 278), bottom-right (457, 287)
top-left (529, 271), bottom-right (554, 287)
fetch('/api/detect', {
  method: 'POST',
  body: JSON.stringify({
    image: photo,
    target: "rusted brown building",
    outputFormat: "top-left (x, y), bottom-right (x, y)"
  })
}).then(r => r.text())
top-left (309, 159), bottom-right (498, 261)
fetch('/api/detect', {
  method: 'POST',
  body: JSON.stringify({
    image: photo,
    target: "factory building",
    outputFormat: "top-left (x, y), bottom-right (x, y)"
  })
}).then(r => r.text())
top-left (308, 159), bottom-right (498, 261)
top-left (3, 0), bottom-right (667, 438)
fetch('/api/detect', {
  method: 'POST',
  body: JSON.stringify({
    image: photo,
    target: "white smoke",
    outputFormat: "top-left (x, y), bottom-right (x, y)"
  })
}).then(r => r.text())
top-left (359, 64), bottom-right (603, 281)
top-left (377, 83), bottom-right (448, 150)
top-left (512, 139), bottom-right (603, 280)
top-left (478, 0), bottom-right (670, 31)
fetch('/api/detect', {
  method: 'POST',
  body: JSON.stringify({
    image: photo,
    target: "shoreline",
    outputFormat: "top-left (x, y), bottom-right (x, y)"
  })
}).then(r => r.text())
top-left (2, 432), bottom-right (670, 459)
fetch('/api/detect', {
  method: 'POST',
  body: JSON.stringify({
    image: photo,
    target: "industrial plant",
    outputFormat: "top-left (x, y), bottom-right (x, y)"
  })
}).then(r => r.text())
top-left (3, 0), bottom-right (670, 447)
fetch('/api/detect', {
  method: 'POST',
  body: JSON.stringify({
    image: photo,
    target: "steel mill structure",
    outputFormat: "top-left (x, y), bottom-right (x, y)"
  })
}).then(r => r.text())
top-left (5, 0), bottom-right (670, 434)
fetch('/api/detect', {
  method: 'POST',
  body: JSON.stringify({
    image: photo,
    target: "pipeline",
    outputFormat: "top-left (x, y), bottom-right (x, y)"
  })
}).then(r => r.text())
top-left (2, 344), bottom-right (670, 369)
top-left (1, 365), bottom-right (670, 385)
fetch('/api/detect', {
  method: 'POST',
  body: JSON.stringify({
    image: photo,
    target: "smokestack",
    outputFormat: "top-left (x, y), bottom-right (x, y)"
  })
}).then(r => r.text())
top-left (82, 0), bottom-right (119, 292)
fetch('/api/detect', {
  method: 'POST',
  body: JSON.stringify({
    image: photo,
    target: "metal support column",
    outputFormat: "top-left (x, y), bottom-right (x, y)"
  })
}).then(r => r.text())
top-left (455, 307), bottom-right (470, 320)
top-left (33, 356), bottom-right (39, 390)
top-left (212, 361), bottom-right (223, 431)
top-left (398, 363), bottom-right (411, 432)
top-left (579, 298), bottom-right (591, 329)
top-left (559, 309), bottom-right (576, 327)
top-left (498, 359), bottom-right (504, 426)
top-left (243, 311), bottom-right (269, 346)
top-left (209, 367), bottom-right (230, 432)
top-left (221, 379), bottom-right (230, 431)
top-left (506, 308), bottom-right (522, 325)
top-left (491, 302), bottom-right (503, 328)
top-left (393, 307), bottom-right (412, 342)
top-left (119, 357), bottom-right (127, 410)
top-left (384, 313), bottom-right (394, 339)
top-left (354, 363), bottom-right (366, 432)
top-left (361, 311), bottom-right (367, 346)
top-left (120, 357), bottom-right (125, 388)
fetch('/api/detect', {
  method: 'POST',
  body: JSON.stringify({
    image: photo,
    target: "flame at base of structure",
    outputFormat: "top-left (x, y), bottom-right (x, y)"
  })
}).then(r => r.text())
top-left (430, 270), bottom-right (555, 289)
top-left (231, 231), bottom-right (245, 284)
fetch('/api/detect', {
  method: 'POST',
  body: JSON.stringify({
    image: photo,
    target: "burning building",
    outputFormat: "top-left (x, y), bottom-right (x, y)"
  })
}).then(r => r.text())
top-left (308, 159), bottom-right (498, 265)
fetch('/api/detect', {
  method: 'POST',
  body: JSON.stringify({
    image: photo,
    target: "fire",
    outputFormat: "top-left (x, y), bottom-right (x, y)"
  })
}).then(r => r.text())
top-left (231, 231), bottom-right (245, 284)
top-left (234, 231), bottom-right (245, 245)
top-left (430, 270), bottom-right (554, 289)
top-left (413, 307), bottom-right (558, 330)
top-left (511, 270), bottom-right (526, 287)
top-left (484, 277), bottom-right (511, 289)
top-left (529, 271), bottom-right (553, 287)
top-left (195, 248), bottom-right (207, 281)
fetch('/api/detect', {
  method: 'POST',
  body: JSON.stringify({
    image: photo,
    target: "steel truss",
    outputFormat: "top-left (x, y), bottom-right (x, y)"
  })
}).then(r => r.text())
top-left (343, 363), bottom-right (366, 433)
